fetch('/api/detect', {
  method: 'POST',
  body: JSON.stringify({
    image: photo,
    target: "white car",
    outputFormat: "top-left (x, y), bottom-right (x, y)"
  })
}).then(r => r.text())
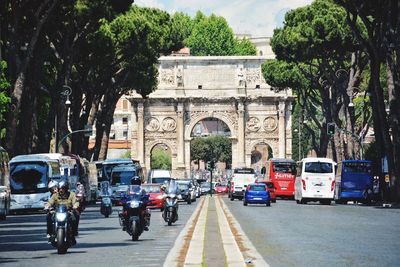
top-left (0, 186), bottom-right (10, 220)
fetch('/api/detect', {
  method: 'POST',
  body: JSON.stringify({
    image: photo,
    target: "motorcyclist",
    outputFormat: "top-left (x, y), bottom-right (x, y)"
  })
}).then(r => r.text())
top-left (120, 176), bottom-right (151, 231)
top-left (46, 180), bottom-right (58, 240)
top-left (45, 180), bottom-right (80, 244)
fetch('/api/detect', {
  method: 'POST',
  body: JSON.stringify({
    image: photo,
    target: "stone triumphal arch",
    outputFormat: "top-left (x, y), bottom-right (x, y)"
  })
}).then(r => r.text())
top-left (128, 56), bottom-right (294, 177)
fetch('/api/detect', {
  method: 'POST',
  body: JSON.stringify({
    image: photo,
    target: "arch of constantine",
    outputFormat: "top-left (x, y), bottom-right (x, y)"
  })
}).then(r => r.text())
top-left (128, 56), bottom-right (294, 177)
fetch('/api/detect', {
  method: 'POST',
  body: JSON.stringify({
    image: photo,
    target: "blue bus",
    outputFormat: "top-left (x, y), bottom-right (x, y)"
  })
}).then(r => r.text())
top-left (334, 160), bottom-right (374, 204)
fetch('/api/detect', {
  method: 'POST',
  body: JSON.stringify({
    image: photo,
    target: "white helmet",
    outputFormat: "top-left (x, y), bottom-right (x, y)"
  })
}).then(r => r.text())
top-left (48, 180), bottom-right (58, 190)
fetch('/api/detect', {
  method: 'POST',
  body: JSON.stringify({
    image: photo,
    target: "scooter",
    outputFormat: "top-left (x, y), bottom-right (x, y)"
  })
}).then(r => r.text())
top-left (162, 193), bottom-right (179, 226)
top-left (100, 181), bottom-right (113, 218)
top-left (50, 204), bottom-right (75, 254)
top-left (162, 180), bottom-right (179, 226)
top-left (118, 185), bottom-right (150, 241)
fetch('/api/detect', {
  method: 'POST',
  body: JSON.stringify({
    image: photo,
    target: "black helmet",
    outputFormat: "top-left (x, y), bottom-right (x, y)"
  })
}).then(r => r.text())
top-left (130, 176), bottom-right (141, 186)
top-left (58, 180), bottom-right (69, 190)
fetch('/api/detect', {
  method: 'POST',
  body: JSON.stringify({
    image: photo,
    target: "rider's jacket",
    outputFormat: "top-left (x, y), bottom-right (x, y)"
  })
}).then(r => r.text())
top-left (47, 191), bottom-right (79, 210)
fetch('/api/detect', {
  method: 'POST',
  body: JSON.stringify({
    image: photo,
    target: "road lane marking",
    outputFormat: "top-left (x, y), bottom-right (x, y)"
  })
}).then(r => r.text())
top-left (218, 197), bottom-right (270, 267)
top-left (163, 197), bottom-right (206, 267)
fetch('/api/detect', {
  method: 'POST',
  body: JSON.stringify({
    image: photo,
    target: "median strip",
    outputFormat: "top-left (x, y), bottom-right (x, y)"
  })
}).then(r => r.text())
top-left (163, 196), bottom-right (206, 267)
top-left (217, 197), bottom-right (270, 267)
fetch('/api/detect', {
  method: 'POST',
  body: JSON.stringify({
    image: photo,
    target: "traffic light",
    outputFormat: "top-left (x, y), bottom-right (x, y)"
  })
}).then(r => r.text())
top-left (327, 123), bottom-right (335, 135)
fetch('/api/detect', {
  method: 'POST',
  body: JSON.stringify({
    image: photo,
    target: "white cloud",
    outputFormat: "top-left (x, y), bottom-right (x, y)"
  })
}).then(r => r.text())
top-left (135, 0), bottom-right (313, 37)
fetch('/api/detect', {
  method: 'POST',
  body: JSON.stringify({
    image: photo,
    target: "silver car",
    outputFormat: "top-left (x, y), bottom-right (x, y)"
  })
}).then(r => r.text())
top-left (0, 186), bottom-right (10, 220)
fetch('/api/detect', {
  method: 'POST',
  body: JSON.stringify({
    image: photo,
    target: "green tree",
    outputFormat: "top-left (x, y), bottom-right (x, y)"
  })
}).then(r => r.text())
top-left (151, 148), bottom-right (171, 170)
top-left (234, 37), bottom-right (257, 56)
top-left (263, 0), bottom-right (366, 161)
top-left (0, 61), bottom-right (11, 142)
top-left (185, 12), bottom-right (256, 56)
top-left (190, 136), bottom-right (231, 167)
top-left (335, 0), bottom-right (400, 202)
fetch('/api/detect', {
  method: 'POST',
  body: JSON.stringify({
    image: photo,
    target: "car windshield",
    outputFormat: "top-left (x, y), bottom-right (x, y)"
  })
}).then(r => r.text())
top-left (248, 185), bottom-right (266, 191)
top-left (142, 185), bottom-right (161, 193)
top-left (304, 162), bottom-right (333, 173)
top-left (201, 183), bottom-right (210, 188)
top-left (177, 183), bottom-right (189, 190)
top-left (10, 162), bottom-right (49, 193)
top-left (152, 177), bottom-right (171, 184)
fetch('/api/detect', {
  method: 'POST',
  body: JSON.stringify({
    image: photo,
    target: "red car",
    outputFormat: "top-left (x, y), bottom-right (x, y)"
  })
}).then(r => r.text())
top-left (142, 184), bottom-right (165, 210)
top-left (215, 184), bottom-right (229, 194)
top-left (256, 180), bottom-right (277, 203)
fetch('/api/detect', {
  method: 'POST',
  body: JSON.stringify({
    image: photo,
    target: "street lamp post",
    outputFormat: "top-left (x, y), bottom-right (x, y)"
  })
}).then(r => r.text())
top-left (55, 85), bottom-right (72, 153)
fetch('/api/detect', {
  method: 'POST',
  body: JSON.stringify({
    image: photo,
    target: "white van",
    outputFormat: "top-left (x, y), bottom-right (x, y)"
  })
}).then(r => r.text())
top-left (147, 169), bottom-right (172, 184)
top-left (295, 157), bottom-right (336, 205)
top-left (228, 168), bottom-right (256, 201)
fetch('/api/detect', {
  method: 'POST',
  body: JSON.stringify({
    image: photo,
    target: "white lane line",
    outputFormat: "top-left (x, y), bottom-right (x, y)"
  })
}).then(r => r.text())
top-left (163, 197), bottom-right (206, 267)
top-left (218, 197), bottom-right (270, 267)
top-left (183, 196), bottom-right (209, 266)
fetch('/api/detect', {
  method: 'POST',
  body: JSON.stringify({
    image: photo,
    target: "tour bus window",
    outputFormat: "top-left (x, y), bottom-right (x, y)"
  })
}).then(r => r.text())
top-left (305, 162), bottom-right (332, 173)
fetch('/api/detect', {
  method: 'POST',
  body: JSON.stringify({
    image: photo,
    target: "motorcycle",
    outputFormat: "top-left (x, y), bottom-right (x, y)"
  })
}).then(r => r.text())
top-left (118, 185), bottom-right (150, 241)
top-left (100, 181), bottom-right (113, 218)
top-left (162, 180), bottom-right (179, 226)
top-left (50, 204), bottom-right (75, 254)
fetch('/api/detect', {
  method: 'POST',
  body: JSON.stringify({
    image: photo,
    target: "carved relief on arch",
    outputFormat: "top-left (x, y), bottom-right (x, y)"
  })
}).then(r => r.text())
top-left (145, 117), bottom-right (160, 132)
top-left (263, 116), bottom-right (278, 132)
top-left (246, 117), bottom-right (261, 132)
top-left (162, 117), bottom-right (177, 131)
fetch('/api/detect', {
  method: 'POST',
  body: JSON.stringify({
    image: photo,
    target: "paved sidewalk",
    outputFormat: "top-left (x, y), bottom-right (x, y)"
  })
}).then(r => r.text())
top-left (164, 195), bottom-right (269, 267)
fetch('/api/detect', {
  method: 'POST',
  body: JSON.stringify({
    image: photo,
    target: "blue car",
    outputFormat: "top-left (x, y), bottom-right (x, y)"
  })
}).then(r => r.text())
top-left (243, 183), bottom-right (271, 206)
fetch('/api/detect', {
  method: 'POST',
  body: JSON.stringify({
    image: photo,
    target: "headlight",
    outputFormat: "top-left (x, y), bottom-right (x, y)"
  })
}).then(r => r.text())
top-left (129, 200), bottom-right (140, 208)
top-left (56, 213), bottom-right (67, 222)
top-left (102, 197), bottom-right (111, 204)
top-left (177, 194), bottom-right (182, 200)
top-left (156, 195), bottom-right (164, 200)
top-left (40, 196), bottom-right (49, 202)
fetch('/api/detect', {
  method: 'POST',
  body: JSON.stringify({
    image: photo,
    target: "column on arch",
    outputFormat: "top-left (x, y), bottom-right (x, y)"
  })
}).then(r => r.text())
top-left (176, 102), bottom-right (185, 168)
top-left (278, 101), bottom-right (286, 158)
top-left (237, 101), bottom-right (246, 167)
top-left (137, 102), bottom-right (145, 166)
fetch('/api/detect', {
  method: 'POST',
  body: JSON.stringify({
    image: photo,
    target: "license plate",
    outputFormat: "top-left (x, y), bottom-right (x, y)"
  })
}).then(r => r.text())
top-left (314, 195), bottom-right (323, 198)
top-left (253, 197), bottom-right (262, 200)
top-left (281, 187), bottom-right (287, 190)
top-left (24, 205), bottom-right (32, 209)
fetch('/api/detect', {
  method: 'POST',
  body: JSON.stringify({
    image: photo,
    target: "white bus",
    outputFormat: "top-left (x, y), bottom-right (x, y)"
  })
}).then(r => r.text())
top-left (295, 157), bottom-right (336, 205)
top-left (9, 154), bottom-right (61, 211)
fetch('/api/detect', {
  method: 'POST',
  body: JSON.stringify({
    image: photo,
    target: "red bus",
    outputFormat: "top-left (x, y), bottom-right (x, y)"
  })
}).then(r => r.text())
top-left (263, 158), bottom-right (296, 198)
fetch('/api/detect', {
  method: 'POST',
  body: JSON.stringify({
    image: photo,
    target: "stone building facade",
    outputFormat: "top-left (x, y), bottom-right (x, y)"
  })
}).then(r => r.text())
top-left (128, 56), bottom-right (294, 177)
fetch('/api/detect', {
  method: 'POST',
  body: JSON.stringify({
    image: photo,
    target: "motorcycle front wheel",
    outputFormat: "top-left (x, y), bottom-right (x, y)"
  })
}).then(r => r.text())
top-left (131, 221), bottom-right (139, 241)
top-left (56, 228), bottom-right (67, 254)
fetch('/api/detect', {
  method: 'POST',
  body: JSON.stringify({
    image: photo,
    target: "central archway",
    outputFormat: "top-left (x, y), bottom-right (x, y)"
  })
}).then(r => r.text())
top-left (189, 118), bottom-right (232, 180)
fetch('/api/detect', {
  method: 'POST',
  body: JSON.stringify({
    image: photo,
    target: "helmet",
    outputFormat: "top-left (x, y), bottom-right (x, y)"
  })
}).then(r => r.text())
top-left (130, 176), bottom-right (141, 186)
top-left (48, 180), bottom-right (58, 191)
top-left (58, 180), bottom-right (69, 190)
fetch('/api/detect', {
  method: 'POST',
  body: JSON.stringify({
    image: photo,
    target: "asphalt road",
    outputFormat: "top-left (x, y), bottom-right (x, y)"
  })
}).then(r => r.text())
top-left (0, 200), bottom-right (199, 267)
top-left (223, 197), bottom-right (400, 267)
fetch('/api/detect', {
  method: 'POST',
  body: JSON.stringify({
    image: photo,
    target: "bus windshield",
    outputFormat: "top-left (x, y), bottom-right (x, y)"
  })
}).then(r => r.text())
top-left (111, 171), bottom-right (136, 185)
top-left (304, 162), bottom-right (333, 174)
top-left (10, 162), bottom-right (49, 194)
top-left (273, 162), bottom-right (296, 174)
top-left (343, 162), bottom-right (372, 173)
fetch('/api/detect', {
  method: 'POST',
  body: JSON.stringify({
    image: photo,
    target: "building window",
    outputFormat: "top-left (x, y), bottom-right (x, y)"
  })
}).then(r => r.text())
top-left (122, 117), bottom-right (128, 124)
top-left (123, 131), bottom-right (128, 138)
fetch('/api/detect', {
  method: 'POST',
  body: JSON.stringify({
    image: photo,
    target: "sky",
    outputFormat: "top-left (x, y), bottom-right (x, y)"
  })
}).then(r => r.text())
top-left (135, 0), bottom-right (313, 37)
